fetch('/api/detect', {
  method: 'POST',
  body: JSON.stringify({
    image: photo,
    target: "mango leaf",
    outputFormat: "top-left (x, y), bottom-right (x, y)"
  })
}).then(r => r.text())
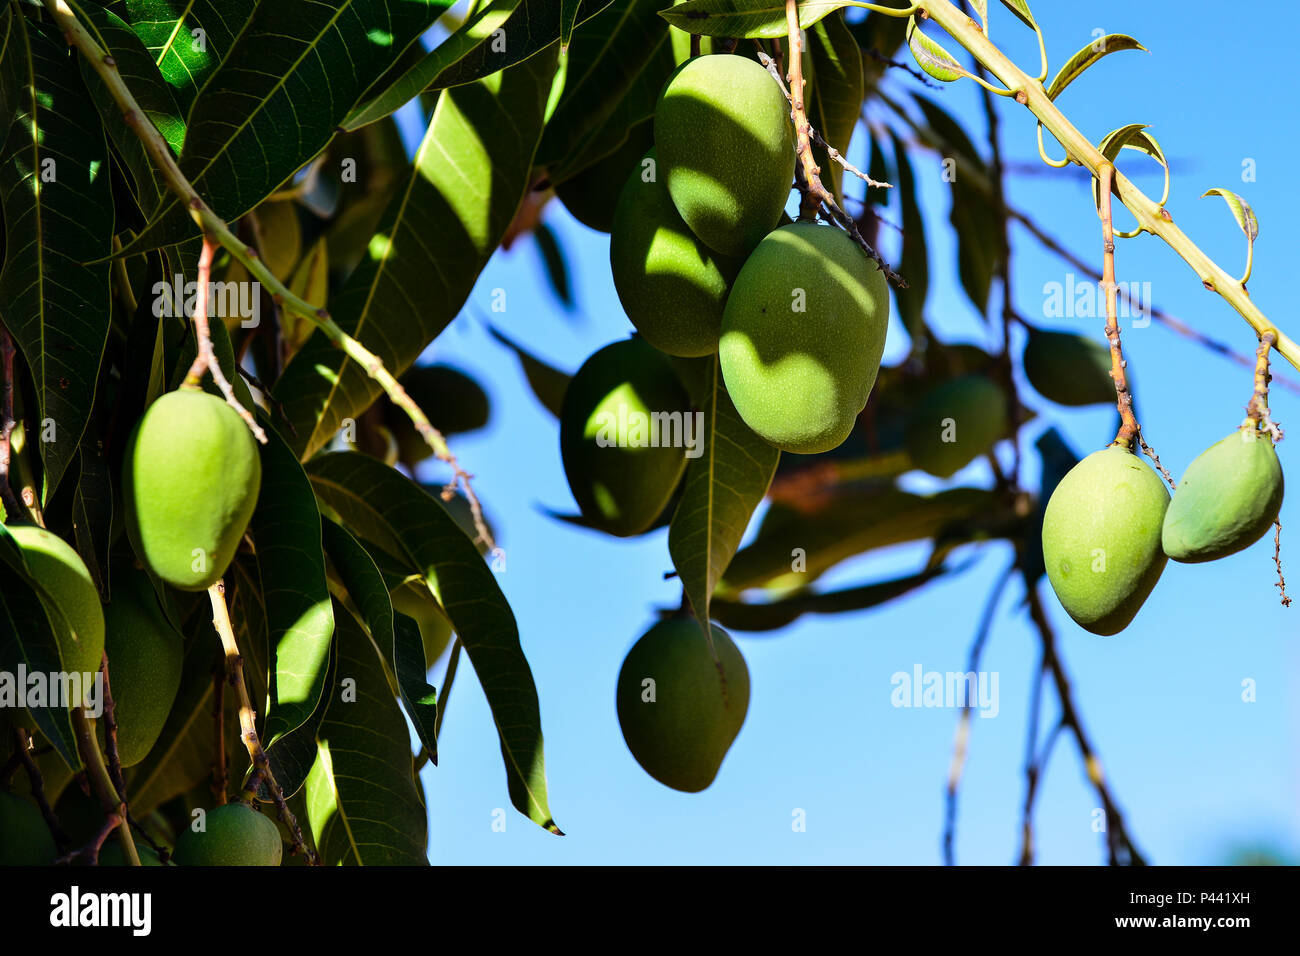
top-left (72, 0), bottom-right (185, 215)
top-left (1093, 123), bottom-right (1169, 211)
top-left (488, 326), bottom-right (571, 418)
top-left (998, 0), bottom-right (1037, 30)
top-left (251, 424), bottom-right (335, 747)
top-left (712, 566), bottom-right (951, 631)
top-left (561, 0), bottom-right (583, 48)
top-left (71, 429), bottom-right (113, 599)
top-left (1202, 187), bottom-right (1259, 249)
top-left (534, 223), bottom-right (573, 309)
top-left (722, 486), bottom-right (1000, 593)
top-left (305, 600), bottom-right (428, 865)
top-left (807, 11), bottom-right (864, 197)
top-left (0, 14), bottom-right (114, 500)
top-left (669, 358), bottom-right (781, 637)
top-left (260, 620), bottom-right (337, 803)
top-left (906, 16), bottom-right (969, 83)
top-left (1046, 35), bottom-right (1147, 102)
top-left (125, 0), bottom-right (452, 253)
top-left (320, 517), bottom-right (439, 763)
top-left (0, 528), bottom-right (79, 771)
top-left (536, 0), bottom-right (670, 177)
top-left (890, 129), bottom-right (927, 345)
top-left (342, 0), bottom-right (612, 132)
top-left (111, 0), bottom-right (259, 113)
top-left (307, 452), bottom-right (561, 834)
top-left (660, 0), bottom-right (854, 38)
top-left (277, 52), bottom-right (556, 459)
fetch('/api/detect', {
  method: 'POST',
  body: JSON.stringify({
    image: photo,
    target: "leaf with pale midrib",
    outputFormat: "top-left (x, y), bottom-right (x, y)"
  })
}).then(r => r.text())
top-left (659, 0), bottom-right (851, 39)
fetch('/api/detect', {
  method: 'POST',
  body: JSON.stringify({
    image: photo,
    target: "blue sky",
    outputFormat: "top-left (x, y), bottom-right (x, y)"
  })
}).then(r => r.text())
top-left (398, 1), bottom-right (1299, 864)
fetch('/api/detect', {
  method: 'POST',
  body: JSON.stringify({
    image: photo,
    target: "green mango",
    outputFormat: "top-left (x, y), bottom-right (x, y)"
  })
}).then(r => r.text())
top-left (1023, 329), bottom-right (1115, 406)
top-left (1042, 445), bottom-right (1170, 635)
top-left (0, 790), bottom-right (57, 865)
top-left (610, 149), bottom-right (743, 357)
top-left (99, 566), bottom-right (184, 767)
top-left (123, 389), bottom-right (262, 590)
top-left (719, 223), bottom-right (890, 454)
top-left (616, 618), bottom-right (749, 792)
top-left (655, 54), bottom-right (795, 257)
top-left (6, 524), bottom-right (105, 679)
top-left (173, 802), bottom-right (282, 866)
top-left (560, 338), bottom-right (690, 536)
top-left (904, 375), bottom-right (1008, 478)
top-left (1163, 425), bottom-right (1284, 563)
top-left (99, 841), bottom-right (167, 865)
top-left (556, 120), bottom-right (654, 233)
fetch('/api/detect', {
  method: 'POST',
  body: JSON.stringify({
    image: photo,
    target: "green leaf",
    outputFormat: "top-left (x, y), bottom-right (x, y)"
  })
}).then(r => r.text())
top-left (251, 425), bottom-right (335, 746)
top-left (1046, 35), bottom-right (1147, 102)
top-left (0, 14), bottom-right (114, 500)
top-left (1202, 187), bottom-right (1259, 243)
top-left (906, 16), bottom-right (969, 83)
top-left (561, 0), bottom-right (582, 48)
top-left (534, 223), bottom-right (573, 309)
top-left (342, 0), bottom-right (613, 132)
top-left (668, 358), bottom-right (781, 636)
top-left (305, 600), bottom-right (428, 865)
top-left (890, 130), bottom-right (927, 345)
top-left (807, 11), bottom-right (864, 197)
top-left (320, 517), bottom-right (439, 763)
top-left (1093, 123), bottom-right (1169, 212)
top-left (998, 0), bottom-right (1037, 30)
top-left (277, 52), bottom-right (557, 459)
top-left (71, 431), bottom-right (114, 599)
top-left (125, 0), bottom-right (453, 253)
top-left (0, 527), bottom-right (80, 771)
top-left (660, 0), bottom-right (858, 39)
top-left (306, 452), bottom-right (561, 834)
top-left (487, 326), bottom-right (571, 418)
top-left (112, 0), bottom-right (259, 113)
top-left (712, 566), bottom-right (950, 631)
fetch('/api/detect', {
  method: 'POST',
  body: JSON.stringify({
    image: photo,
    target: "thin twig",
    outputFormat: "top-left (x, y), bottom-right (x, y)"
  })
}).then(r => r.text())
top-left (1018, 712), bottom-right (1063, 867)
top-left (1273, 521), bottom-right (1290, 607)
top-left (862, 46), bottom-right (942, 87)
top-left (14, 728), bottom-right (69, 850)
top-left (1098, 163), bottom-right (1139, 450)
top-left (70, 708), bottom-right (140, 866)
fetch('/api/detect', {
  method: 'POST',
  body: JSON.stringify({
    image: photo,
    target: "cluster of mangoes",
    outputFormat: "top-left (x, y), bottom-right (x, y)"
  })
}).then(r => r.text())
top-left (1042, 423), bottom-right (1284, 635)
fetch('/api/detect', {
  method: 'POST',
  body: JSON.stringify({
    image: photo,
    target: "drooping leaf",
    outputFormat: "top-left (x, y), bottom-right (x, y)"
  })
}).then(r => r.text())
top-left (660, 0), bottom-right (858, 39)
top-left (306, 452), bottom-right (561, 834)
top-left (125, 0), bottom-right (453, 253)
top-left (305, 600), bottom-right (428, 865)
top-left (668, 358), bottom-right (781, 636)
top-left (712, 566), bottom-right (951, 631)
top-left (1046, 35), bottom-right (1147, 102)
top-left (342, 0), bottom-right (613, 132)
top-left (488, 326), bottom-right (571, 418)
top-left (1093, 123), bottom-right (1170, 213)
top-left (890, 130), bottom-right (927, 346)
top-left (0, 14), bottom-right (114, 501)
top-left (906, 16), bottom-right (969, 83)
top-left (534, 223), bottom-right (573, 309)
top-left (251, 424), bottom-right (335, 747)
top-left (807, 11), bottom-right (864, 197)
top-left (998, 0), bottom-right (1037, 30)
top-left (277, 52), bottom-right (557, 459)
top-left (1202, 188), bottom-right (1259, 243)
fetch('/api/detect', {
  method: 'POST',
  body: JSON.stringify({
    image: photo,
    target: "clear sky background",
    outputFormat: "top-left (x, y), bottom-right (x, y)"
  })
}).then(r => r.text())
top-left (396, 0), bottom-right (1299, 865)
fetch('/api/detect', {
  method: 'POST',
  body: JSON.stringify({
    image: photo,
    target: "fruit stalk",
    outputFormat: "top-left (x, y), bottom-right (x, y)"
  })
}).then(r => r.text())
top-left (71, 707), bottom-right (141, 866)
top-left (919, 0), bottom-right (1300, 374)
top-left (1247, 332), bottom-right (1280, 438)
top-left (1097, 163), bottom-right (1140, 449)
top-left (207, 582), bottom-right (316, 863)
top-left (42, 0), bottom-right (496, 552)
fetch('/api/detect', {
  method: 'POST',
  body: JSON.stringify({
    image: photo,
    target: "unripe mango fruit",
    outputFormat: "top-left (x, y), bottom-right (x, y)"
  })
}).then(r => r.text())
top-left (610, 149), bottom-right (743, 357)
top-left (655, 54), bottom-right (795, 257)
top-left (560, 338), bottom-right (690, 536)
top-left (1162, 425), bottom-right (1284, 563)
top-left (905, 375), bottom-right (1007, 478)
top-left (99, 567), bottom-right (183, 767)
top-left (6, 524), bottom-right (104, 679)
top-left (1023, 329), bottom-right (1115, 406)
top-left (1042, 445), bottom-right (1170, 635)
top-left (556, 121), bottom-right (654, 233)
top-left (173, 802), bottom-right (282, 866)
top-left (0, 790), bottom-right (57, 865)
top-left (123, 389), bottom-right (261, 590)
top-left (720, 223), bottom-right (890, 454)
top-left (99, 841), bottom-right (167, 865)
top-left (616, 618), bottom-right (749, 792)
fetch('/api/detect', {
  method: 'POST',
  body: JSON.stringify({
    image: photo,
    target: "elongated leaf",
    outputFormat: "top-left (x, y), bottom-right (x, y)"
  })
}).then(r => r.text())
top-left (1202, 188), bottom-right (1259, 242)
top-left (712, 566), bottom-right (950, 631)
top-left (126, 0), bottom-right (452, 253)
top-left (669, 358), bottom-right (780, 636)
top-left (307, 452), bottom-right (560, 834)
top-left (251, 425), bottom-right (335, 746)
top-left (321, 517), bottom-right (439, 763)
top-left (808, 11), bottom-right (864, 197)
top-left (305, 600), bottom-right (428, 865)
top-left (889, 130), bottom-right (927, 345)
top-left (343, 0), bottom-right (612, 132)
top-left (0, 14), bottom-right (114, 500)
top-left (488, 326), bottom-right (571, 418)
top-left (661, 0), bottom-right (854, 39)
top-left (112, 0), bottom-right (258, 113)
top-left (561, 0), bottom-right (582, 48)
top-left (1093, 123), bottom-right (1169, 211)
top-left (534, 223), bottom-right (573, 309)
top-left (71, 430), bottom-right (113, 598)
top-left (998, 0), bottom-right (1037, 30)
top-left (1046, 35), bottom-right (1147, 102)
top-left (906, 16), bottom-right (968, 83)
top-left (277, 52), bottom-right (557, 459)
